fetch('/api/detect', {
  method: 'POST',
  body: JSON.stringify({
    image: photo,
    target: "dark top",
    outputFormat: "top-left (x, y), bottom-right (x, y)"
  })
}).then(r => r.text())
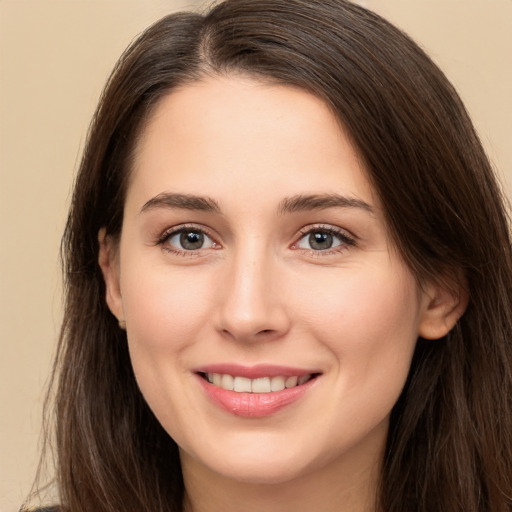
top-left (23, 508), bottom-right (60, 512)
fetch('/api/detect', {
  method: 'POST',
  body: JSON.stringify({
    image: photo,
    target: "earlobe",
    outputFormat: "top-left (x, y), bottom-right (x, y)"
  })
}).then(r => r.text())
top-left (418, 276), bottom-right (469, 340)
top-left (98, 227), bottom-right (125, 324)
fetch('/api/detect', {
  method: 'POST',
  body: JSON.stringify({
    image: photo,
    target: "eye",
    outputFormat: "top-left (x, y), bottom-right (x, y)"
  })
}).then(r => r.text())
top-left (294, 227), bottom-right (355, 252)
top-left (160, 227), bottom-right (217, 252)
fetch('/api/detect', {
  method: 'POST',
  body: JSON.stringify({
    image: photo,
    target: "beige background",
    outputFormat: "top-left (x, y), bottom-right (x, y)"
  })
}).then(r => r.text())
top-left (1, 1), bottom-right (510, 511)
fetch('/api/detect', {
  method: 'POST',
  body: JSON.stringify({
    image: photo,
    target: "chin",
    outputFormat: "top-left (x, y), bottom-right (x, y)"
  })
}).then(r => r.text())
top-left (209, 455), bottom-right (312, 485)
top-left (183, 434), bottom-right (325, 486)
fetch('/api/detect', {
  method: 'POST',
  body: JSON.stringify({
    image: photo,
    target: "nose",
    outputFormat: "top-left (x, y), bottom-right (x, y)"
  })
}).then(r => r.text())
top-left (214, 247), bottom-right (291, 343)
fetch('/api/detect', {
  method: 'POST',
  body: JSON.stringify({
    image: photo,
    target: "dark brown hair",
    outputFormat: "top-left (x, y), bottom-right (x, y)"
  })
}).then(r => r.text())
top-left (30, 1), bottom-right (512, 511)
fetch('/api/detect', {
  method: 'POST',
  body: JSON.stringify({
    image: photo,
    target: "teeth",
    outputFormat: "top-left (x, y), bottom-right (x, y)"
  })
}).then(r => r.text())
top-left (298, 375), bottom-right (311, 385)
top-left (205, 373), bottom-right (313, 393)
top-left (221, 374), bottom-right (234, 391)
top-left (270, 376), bottom-right (285, 392)
top-left (233, 376), bottom-right (252, 392)
top-left (212, 373), bottom-right (222, 387)
top-left (285, 376), bottom-right (298, 388)
top-left (252, 377), bottom-right (271, 393)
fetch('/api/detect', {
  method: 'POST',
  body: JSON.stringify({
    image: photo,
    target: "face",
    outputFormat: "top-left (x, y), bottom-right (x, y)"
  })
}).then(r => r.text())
top-left (100, 76), bottom-right (450, 488)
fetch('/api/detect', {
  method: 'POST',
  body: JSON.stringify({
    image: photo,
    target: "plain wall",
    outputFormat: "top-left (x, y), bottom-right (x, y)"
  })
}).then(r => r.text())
top-left (1, 1), bottom-right (510, 511)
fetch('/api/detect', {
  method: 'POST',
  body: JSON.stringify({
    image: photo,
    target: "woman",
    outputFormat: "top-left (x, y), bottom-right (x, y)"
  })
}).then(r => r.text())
top-left (27, 0), bottom-right (512, 511)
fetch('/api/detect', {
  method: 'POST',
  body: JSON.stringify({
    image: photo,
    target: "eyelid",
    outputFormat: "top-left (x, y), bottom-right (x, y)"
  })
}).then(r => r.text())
top-left (291, 224), bottom-right (357, 254)
top-left (155, 223), bottom-right (221, 254)
top-left (153, 222), bottom-right (356, 257)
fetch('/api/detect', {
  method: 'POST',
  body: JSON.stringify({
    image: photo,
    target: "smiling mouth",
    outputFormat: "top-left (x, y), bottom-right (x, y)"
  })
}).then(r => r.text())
top-left (199, 373), bottom-right (319, 393)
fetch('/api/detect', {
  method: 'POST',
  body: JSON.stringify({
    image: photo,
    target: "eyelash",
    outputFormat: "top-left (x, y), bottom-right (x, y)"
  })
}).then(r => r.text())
top-left (292, 224), bottom-right (356, 256)
top-left (156, 224), bottom-right (219, 256)
top-left (155, 224), bottom-right (356, 257)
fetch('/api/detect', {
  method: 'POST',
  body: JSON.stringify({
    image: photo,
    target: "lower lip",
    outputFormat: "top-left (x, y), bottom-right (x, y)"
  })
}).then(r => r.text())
top-left (197, 375), bottom-right (317, 418)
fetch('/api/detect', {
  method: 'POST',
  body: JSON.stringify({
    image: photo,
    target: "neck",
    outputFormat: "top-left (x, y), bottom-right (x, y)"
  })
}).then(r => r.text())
top-left (180, 428), bottom-right (384, 512)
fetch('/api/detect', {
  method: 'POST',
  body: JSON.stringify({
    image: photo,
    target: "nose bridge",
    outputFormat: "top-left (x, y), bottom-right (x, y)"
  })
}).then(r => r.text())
top-left (216, 238), bottom-right (289, 341)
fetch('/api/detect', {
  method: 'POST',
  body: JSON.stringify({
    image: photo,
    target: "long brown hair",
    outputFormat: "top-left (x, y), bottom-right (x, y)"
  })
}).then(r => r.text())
top-left (30, 1), bottom-right (512, 511)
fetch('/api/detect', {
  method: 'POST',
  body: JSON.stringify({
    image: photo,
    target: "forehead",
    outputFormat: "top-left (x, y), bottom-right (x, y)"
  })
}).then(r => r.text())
top-left (128, 75), bottom-right (377, 211)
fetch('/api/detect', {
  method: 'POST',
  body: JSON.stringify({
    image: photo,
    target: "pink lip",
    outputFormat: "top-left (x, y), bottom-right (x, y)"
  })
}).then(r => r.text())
top-left (194, 365), bottom-right (320, 418)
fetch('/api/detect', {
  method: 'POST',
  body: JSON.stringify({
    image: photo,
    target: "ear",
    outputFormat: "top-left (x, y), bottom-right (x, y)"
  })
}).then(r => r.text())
top-left (418, 273), bottom-right (469, 340)
top-left (98, 227), bottom-right (125, 323)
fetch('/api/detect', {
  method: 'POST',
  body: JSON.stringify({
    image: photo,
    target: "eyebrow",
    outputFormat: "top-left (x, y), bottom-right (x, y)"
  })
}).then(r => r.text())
top-left (139, 191), bottom-right (373, 216)
top-left (140, 192), bottom-right (221, 214)
top-left (278, 194), bottom-right (373, 215)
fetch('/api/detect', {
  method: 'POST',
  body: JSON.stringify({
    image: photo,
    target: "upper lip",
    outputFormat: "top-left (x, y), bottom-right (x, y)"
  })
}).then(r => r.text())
top-left (194, 363), bottom-right (321, 379)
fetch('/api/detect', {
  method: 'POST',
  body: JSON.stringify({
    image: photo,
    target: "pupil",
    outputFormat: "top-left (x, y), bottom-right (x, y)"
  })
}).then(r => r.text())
top-left (309, 231), bottom-right (332, 250)
top-left (180, 231), bottom-right (204, 250)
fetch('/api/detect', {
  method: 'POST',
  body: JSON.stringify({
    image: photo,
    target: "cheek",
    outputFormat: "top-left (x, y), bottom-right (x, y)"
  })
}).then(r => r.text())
top-left (298, 261), bottom-right (421, 390)
top-left (293, 264), bottom-right (421, 450)
top-left (122, 265), bottom-right (212, 339)
top-left (118, 262), bottom-right (217, 433)
top-left (118, 260), bottom-right (219, 390)
top-left (300, 259), bottom-right (420, 328)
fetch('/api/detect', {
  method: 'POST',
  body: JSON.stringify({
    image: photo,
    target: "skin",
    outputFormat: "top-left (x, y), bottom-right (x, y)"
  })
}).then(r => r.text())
top-left (99, 76), bottom-right (466, 512)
